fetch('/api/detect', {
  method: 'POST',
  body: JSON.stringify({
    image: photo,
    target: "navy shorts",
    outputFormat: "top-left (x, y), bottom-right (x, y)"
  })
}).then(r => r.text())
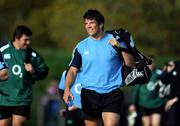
top-left (81, 88), bottom-right (124, 120)
top-left (139, 105), bottom-right (164, 116)
top-left (0, 105), bottom-right (30, 119)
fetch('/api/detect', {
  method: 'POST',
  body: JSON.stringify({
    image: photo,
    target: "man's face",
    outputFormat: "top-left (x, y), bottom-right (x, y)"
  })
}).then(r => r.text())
top-left (84, 19), bottom-right (102, 37)
top-left (15, 34), bottom-right (31, 49)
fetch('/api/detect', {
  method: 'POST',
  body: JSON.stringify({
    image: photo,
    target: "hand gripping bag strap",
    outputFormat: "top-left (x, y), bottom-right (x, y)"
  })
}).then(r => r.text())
top-left (106, 29), bottom-right (152, 86)
top-left (106, 29), bottom-right (152, 65)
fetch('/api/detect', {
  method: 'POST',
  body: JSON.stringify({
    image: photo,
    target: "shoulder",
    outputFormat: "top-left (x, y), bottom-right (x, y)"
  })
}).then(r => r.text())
top-left (105, 32), bottom-right (114, 39)
top-left (0, 43), bottom-right (10, 52)
top-left (27, 47), bottom-right (42, 59)
top-left (154, 68), bottom-right (163, 75)
top-left (76, 37), bottom-right (89, 47)
top-left (106, 28), bottom-right (134, 47)
top-left (74, 37), bottom-right (89, 53)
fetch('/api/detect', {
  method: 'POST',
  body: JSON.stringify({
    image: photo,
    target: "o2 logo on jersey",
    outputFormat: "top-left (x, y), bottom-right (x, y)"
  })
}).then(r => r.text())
top-left (12, 65), bottom-right (23, 78)
top-left (74, 83), bottom-right (82, 94)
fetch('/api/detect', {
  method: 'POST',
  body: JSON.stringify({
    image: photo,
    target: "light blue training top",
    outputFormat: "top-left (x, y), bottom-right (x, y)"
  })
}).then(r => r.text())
top-left (58, 71), bottom-right (82, 108)
top-left (70, 33), bottom-right (123, 93)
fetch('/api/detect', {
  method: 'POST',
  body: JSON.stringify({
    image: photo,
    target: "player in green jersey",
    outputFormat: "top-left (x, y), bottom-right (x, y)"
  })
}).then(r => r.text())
top-left (129, 58), bottom-right (165, 126)
top-left (0, 25), bottom-right (48, 126)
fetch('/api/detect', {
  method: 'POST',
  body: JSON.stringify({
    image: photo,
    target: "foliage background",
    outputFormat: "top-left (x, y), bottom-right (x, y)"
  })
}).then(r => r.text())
top-left (1, 0), bottom-right (180, 55)
top-left (0, 0), bottom-right (180, 125)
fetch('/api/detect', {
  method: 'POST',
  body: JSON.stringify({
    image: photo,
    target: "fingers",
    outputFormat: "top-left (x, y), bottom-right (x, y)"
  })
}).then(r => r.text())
top-left (165, 104), bottom-right (170, 111)
top-left (24, 63), bottom-right (34, 74)
top-left (63, 91), bottom-right (73, 104)
top-left (165, 100), bottom-right (173, 111)
top-left (68, 105), bottom-right (78, 111)
top-left (109, 38), bottom-right (120, 47)
top-left (63, 94), bottom-right (68, 104)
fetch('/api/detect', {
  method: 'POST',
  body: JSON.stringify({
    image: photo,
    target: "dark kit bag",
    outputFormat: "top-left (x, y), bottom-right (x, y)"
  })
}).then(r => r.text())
top-left (106, 29), bottom-right (152, 86)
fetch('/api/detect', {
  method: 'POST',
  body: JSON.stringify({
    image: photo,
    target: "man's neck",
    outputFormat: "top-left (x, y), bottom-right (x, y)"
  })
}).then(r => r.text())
top-left (91, 31), bottom-right (105, 40)
top-left (12, 41), bottom-right (20, 49)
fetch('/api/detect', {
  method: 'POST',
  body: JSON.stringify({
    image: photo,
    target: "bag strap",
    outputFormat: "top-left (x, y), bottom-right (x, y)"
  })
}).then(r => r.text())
top-left (106, 29), bottom-right (152, 65)
top-left (25, 47), bottom-right (33, 63)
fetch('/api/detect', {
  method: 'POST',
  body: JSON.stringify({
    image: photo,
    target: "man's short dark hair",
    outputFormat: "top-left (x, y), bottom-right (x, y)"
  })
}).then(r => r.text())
top-left (13, 25), bottom-right (32, 41)
top-left (83, 9), bottom-right (105, 29)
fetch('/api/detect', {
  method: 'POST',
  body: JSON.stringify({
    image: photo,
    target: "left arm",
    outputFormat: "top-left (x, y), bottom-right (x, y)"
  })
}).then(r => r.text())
top-left (109, 38), bottom-right (135, 67)
top-left (121, 51), bottom-right (135, 68)
top-left (24, 49), bottom-right (49, 80)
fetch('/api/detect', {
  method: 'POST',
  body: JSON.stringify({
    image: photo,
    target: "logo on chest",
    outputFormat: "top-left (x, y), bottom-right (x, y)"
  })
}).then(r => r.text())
top-left (84, 48), bottom-right (89, 55)
top-left (12, 64), bottom-right (23, 78)
top-left (4, 54), bottom-right (11, 59)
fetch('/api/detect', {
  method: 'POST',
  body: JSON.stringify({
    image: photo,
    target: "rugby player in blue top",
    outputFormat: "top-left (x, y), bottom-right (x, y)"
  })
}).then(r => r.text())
top-left (59, 70), bottom-right (85, 126)
top-left (63, 9), bottom-right (135, 126)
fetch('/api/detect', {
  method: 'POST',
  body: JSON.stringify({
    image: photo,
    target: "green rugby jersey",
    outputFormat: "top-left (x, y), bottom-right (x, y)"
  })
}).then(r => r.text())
top-left (0, 42), bottom-right (48, 106)
top-left (131, 69), bottom-right (165, 108)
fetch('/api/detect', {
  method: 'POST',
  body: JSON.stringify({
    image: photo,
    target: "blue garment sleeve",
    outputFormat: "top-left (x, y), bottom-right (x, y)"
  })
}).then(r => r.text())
top-left (70, 48), bottom-right (82, 69)
top-left (0, 52), bottom-right (8, 70)
top-left (58, 71), bottom-right (66, 90)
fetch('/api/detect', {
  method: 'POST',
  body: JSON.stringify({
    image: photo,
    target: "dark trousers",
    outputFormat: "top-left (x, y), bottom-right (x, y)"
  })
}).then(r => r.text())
top-left (165, 102), bottom-right (180, 126)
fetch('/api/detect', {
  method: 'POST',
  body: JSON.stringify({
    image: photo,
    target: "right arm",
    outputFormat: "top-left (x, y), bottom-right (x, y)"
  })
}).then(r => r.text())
top-left (63, 48), bottom-right (82, 104)
top-left (0, 69), bottom-right (8, 81)
top-left (63, 66), bottom-right (79, 104)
